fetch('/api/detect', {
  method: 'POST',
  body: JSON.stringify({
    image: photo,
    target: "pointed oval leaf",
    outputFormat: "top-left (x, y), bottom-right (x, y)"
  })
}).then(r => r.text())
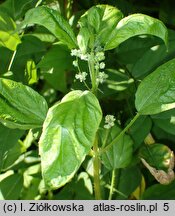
top-left (0, 11), bottom-right (21, 50)
top-left (101, 124), bottom-right (133, 170)
top-left (22, 6), bottom-right (77, 49)
top-left (39, 90), bottom-right (102, 189)
top-left (105, 14), bottom-right (168, 50)
top-left (116, 166), bottom-right (142, 199)
top-left (0, 78), bottom-right (48, 129)
top-left (0, 173), bottom-right (23, 200)
top-left (78, 5), bottom-right (123, 52)
top-left (135, 58), bottom-right (175, 115)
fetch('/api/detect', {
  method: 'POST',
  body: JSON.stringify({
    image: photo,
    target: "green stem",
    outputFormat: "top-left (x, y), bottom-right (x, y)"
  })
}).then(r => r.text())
top-left (88, 53), bottom-right (97, 94)
top-left (101, 113), bottom-right (140, 153)
top-left (105, 185), bottom-right (127, 198)
top-left (66, 0), bottom-right (73, 19)
top-left (88, 52), bottom-right (101, 199)
top-left (76, 58), bottom-right (90, 90)
top-left (35, 0), bottom-right (43, 7)
top-left (108, 169), bottom-right (115, 200)
top-left (93, 135), bottom-right (101, 200)
top-left (8, 50), bottom-right (17, 72)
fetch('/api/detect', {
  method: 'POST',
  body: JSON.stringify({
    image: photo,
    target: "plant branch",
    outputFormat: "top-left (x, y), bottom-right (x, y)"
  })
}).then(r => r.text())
top-left (108, 169), bottom-right (115, 200)
top-left (88, 53), bottom-right (98, 95)
top-left (101, 113), bottom-right (140, 153)
top-left (8, 50), bottom-right (17, 72)
top-left (93, 135), bottom-right (102, 200)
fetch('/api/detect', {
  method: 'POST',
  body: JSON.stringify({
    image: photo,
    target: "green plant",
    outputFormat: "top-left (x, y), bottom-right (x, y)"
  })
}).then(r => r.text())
top-left (0, 0), bottom-right (175, 200)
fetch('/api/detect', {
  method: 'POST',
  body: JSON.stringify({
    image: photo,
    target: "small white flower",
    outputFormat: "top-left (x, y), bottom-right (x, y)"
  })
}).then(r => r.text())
top-left (95, 52), bottom-right (105, 61)
top-left (95, 62), bottom-right (100, 70)
top-left (104, 115), bottom-right (116, 129)
top-left (75, 72), bottom-right (87, 82)
top-left (71, 49), bottom-right (79, 56)
top-left (99, 62), bottom-right (105, 69)
top-left (80, 53), bottom-right (89, 61)
top-left (97, 72), bottom-right (108, 84)
top-left (73, 60), bottom-right (78, 67)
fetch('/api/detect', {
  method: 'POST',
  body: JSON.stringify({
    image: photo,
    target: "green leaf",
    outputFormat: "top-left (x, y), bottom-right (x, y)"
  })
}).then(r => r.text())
top-left (0, 78), bottom-right (48, 129)
top-left (77, 27), bottom-right (92, 54)
top-left (142, 181), bottom-right (175, 200)
top-left (39, 90), bottom-right (102, 189)
top-left (115, 166), bottom-right (142, 199)
top-left (115, 35), bottom-right (160, 65)
top-left (139, 144), bottom-right (172, 171)
top-left (0, 173), bottom-right (23, 200)
top-left (152, 108), bottom-right (175, 135)
top-left (152, 123), bottom-right (175, 143)
top-left (38, 43), bottom-right (73, 92)
top-left (25, 59), bottom-right (38, 85)
top-left (101, 124), bottom-right (133, 170)
top-left (105, 14), bottom-right (168, 50)
top-left (0, 11), bottom-right (21, 51)
top-left (0, 124), bottom-right (24, 172)
top-left (128, 116), bottom-right (152, 150)
top-left (12, 35), bottom-right (46, 82)
top-left (131, 30), bottom-right (175, 78)
top-left (105, 69), bottom-right (134, 91)
top-left (135, 58), bottom-right (175, 115)
top-left (54, 172), bottom-right (93, 200)
top-left (0, 0), bottom-right (38, 20)
top-left (78, 5), bottom-right (123, 52)
top-left (23, 6), bottom-right (77, 49)
top-left (21, 178), bottom-right (40, 200)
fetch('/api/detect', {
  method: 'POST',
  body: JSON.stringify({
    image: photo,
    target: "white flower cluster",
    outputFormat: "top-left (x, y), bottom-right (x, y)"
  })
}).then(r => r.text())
top-left (71, 49), bottom-right (89, 61)
top-left (71, 46), bottom-right (108, 84)
top-left (104, 115), bottom-right (116, 129)
top-left (94, 50), bottom-right (108, 84)
top-left (97, 72), bottom-right (108, 84)
top-left (75, 72), bottom-right (87, 82)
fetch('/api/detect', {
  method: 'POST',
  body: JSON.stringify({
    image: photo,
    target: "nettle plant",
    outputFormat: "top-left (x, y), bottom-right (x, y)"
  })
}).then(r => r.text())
top-left (0, 3), bottom-right (175, 200)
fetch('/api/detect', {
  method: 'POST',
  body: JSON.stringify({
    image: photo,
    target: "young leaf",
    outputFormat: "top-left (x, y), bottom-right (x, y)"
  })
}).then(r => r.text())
top-left (0, 78), bottom-right (48, 129)
top-left (101, 124), bottom-right (133, 170)
top-left (0, 11), bottom-right (21, 51)
top-left (135, 58), bottom-right (175, 115)
top-left (78, 5), bottom-right (123, 52)
top-left (39, 90), bottom-right (102, 189)
top-left (105, 14), bottom-right (168, 50)
top-left (22, 6), bottom-right (77, 49)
